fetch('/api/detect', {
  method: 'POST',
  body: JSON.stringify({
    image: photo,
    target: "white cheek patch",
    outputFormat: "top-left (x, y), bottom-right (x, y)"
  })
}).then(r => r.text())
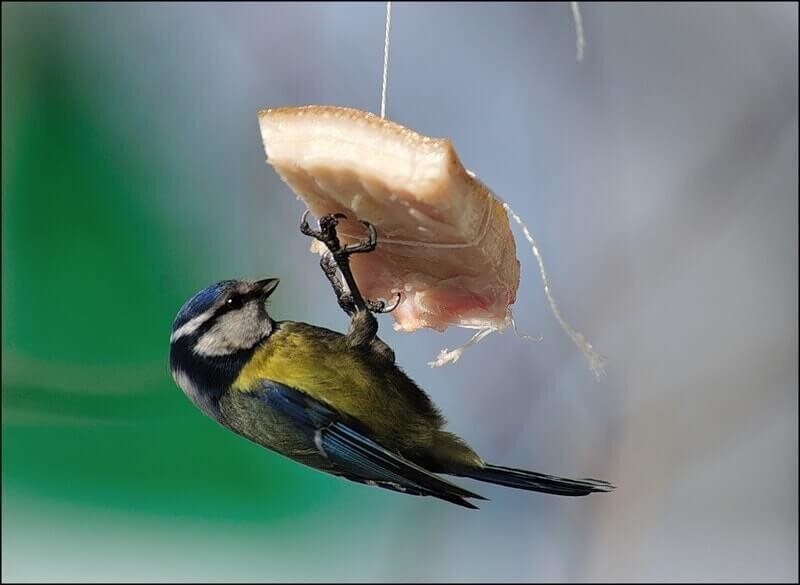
top-left (194, 302), bottom-right (271, 357)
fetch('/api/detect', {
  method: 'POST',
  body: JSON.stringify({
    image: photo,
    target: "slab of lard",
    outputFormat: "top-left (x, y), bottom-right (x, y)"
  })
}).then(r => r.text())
top-left (259, 105), bottom-right (519, 332)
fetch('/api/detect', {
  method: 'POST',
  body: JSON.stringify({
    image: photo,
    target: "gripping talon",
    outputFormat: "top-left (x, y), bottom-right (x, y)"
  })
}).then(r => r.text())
top-left (301, 210), bottom-right (378, 256)
top-left (300, 210), bottom-right (387, 326)
top-left (299, 209), bottom-right (318, 237)
top-left (363, 221), bottom-right (377, 247)
top-left (367, 292), bottom-right (402, 314)
top-left (343, 221), bottom-right (378, 254)
top-left (382, 292), bottom-right (402, 313)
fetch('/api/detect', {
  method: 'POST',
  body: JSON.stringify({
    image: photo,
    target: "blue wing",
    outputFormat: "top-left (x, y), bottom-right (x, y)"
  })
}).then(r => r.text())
top-left (244, 380), bottom-right (485, 509)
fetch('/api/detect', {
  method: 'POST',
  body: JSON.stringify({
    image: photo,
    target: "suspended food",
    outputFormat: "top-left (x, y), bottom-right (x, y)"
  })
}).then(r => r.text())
top-left (258, 105), bottom-right (603, 374)
top-left (258, 105), bottom-right (519, 334)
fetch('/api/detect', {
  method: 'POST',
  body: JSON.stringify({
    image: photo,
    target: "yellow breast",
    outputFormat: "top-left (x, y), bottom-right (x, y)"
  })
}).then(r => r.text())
top-left (231, 321), bottom-right (439, 446)
top-left (232, 322), bottom-right (381, 409)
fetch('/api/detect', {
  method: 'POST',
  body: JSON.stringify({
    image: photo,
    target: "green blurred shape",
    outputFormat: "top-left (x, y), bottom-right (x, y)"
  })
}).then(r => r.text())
top-left (2, 5), bottom-right (349, 530)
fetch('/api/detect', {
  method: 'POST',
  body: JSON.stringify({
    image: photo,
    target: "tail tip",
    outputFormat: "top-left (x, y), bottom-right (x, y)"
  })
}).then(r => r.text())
top-left (581, 478), bottom-right (617, 493)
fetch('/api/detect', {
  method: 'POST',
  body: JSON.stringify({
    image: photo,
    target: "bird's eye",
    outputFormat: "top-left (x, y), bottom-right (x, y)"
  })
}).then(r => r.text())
top-left (226, 295), bottom-right (243, 309)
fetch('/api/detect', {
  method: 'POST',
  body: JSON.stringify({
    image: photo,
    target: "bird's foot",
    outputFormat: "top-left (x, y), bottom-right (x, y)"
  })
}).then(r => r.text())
top-left (300, 210), bottom-right (377, 259)
top-left (365, 294), bottom-right (402, 314)
top-left (300, 210), bottom-right (401, 316)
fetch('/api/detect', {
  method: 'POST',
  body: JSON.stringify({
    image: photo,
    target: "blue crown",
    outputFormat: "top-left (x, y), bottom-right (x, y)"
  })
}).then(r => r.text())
top-left (172, 280), bottom-right (236, 332)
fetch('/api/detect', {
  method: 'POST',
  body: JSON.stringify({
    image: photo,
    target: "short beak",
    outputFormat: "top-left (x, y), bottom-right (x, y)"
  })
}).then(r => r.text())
top-left (255, 278), bottom-right (280, 299)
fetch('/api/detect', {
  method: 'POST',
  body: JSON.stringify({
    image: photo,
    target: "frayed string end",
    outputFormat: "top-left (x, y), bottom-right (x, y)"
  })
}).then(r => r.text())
top-left (429, 327), bottom-right (496, 368)
top-left (429, 309), bottom-right (543, 368)
top-left (502, 201), bottom-right (606, 379)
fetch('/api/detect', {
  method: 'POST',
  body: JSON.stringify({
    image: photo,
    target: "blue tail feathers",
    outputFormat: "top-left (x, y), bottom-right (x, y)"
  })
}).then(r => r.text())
top-left (458, 464), bottom-right (615, 496)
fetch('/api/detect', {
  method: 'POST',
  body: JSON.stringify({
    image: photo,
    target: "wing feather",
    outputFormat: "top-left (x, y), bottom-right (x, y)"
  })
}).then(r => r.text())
top-left (233, 380), bottom-right (485, 508)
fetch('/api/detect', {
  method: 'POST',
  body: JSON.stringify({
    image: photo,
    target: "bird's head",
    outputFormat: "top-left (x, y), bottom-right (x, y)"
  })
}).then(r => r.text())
top-left (170, 278), bottom-right (280, 356)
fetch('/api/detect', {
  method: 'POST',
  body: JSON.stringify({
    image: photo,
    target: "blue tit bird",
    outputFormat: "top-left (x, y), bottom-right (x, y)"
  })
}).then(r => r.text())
top-left (169, 213), bottom-right (614, 508)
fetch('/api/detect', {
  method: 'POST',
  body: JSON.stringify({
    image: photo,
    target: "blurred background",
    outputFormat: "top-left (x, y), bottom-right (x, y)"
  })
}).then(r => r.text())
top-left (2, 2), bottom-right (797, 582)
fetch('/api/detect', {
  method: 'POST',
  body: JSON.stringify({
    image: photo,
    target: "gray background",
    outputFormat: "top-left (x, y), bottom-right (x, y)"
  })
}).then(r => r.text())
top-left (3, 2), bottom-right (797, 582)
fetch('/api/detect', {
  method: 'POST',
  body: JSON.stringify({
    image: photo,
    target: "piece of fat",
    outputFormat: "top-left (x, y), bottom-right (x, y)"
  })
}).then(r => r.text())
top-left (258, 105), bottom-right (520, 333)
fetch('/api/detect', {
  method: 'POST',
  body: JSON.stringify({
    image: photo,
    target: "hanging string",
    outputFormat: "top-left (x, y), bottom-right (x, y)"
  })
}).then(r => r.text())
top-left (367, 3), bottom-right (603, 376)
top-left (571, 2), bottom-right (585, 62)
top-left (509, 307), bottom-right (543, 342)
top-left (380, 1), bottom-right (392, 118)
top-left (502, 201), bottom-right (606, 378)
top-left (424, 193), bottom-right (605, 377)
top-left (428, 310), bottom-right (542, 368)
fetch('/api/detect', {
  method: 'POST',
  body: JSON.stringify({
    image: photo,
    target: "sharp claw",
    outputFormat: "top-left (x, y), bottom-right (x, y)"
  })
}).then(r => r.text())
top-left (361, 220), bottom-right (377, 244)
top-left (342, 221), bottom-right (378, 254)
top-left (383, 292), bottom-right (402, 313)
top-left (300, 209), bottom-right (318, 236)
top-left (342, 243), bottom-right (368, 254)
top-left (368, 292), bottom-right (402, 314)
top-left (303, 211), bottom-right (379, 258)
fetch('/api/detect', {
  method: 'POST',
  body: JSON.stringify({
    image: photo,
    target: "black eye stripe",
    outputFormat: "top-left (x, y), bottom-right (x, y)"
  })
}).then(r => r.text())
top-left (210, 290), bottom-right (263, 320)
top-left (186, 288), bottom-right (267, 341)
top-left (188, 289), bottom-right (268, 341)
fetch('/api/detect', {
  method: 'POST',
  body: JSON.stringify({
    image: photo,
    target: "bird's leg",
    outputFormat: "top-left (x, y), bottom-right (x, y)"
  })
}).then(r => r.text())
top-left (299, 210), bottom-right (401, 356)
top-left (320, 252), bottom-right (356, 316)
top-left (300, 211), bottom-right (370, 312)
top-left (300, 210), bottom-right (401, 315)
